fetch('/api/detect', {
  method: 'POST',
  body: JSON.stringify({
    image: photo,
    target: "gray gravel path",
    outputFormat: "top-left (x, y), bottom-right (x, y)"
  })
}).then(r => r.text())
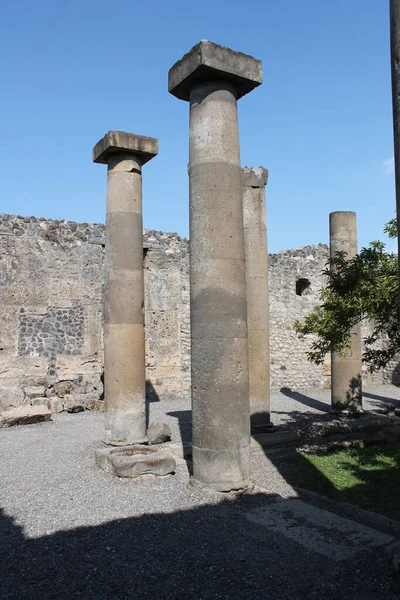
top-left (1, 385), bottom-right (400, 599)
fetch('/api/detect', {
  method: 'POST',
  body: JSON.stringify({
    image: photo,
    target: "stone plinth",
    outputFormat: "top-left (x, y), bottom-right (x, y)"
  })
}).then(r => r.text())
top-left (329, 211), bottom-right (362, 411)
top-left (169, 41), bottom-right (262, 492)
top-left (95, 445), bottom-right (176, 478)
top-left (93, 131), bottom-right (158, 445)
top-left (242, 167), bottom-right (271, 430)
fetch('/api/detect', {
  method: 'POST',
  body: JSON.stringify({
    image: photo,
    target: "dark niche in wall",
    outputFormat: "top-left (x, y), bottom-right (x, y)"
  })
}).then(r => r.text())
top-left (296, 278), bottom-right (311, 296)
top-left (18, 305), bottom-right (84, 357)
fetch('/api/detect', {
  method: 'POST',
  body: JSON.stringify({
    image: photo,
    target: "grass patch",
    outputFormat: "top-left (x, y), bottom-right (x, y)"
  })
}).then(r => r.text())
top-left (280, 441), bottom-right (400, 521)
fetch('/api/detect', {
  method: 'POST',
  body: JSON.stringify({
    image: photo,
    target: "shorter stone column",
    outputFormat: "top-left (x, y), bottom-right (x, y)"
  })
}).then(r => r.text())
top-left (93, 131), bottom-right (158, 444)
top-left (242, 167), bottom-right (272, 430)
top-left (329, 211), bottom-right (362, 411)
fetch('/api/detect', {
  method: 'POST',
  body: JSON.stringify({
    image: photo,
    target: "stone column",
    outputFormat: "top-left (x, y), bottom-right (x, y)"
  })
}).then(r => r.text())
top-left (93, 131), bottom-right (158, 445)
top-left (329, 211), bottom-right (362, 411)
top-left (169, 40), bottom-right (262, 491)
top-left (390, 1), bottom-right (400, 307)
top-left (242, 167), bottom-right (272, 431)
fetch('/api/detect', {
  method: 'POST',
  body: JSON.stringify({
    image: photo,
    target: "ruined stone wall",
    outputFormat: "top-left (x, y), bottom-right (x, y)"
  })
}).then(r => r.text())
top-left (0, 213), bottom-right (396, 411)
top-left (268, 245), bottom-right (387, 391)
top-left (268, 245), bottom-right (329, 391)
top-left (0, 214), bottom-right (187, 410)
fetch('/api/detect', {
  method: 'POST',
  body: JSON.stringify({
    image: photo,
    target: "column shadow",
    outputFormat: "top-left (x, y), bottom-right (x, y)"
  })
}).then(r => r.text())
top-left (2, 477), bottom-right (399, 598)
top-left (5, 492), bottom-right (348, 600)
top-left (145, 379), bottom-right (160, 429)
top-left (280, 387), bottom-right (330, 413)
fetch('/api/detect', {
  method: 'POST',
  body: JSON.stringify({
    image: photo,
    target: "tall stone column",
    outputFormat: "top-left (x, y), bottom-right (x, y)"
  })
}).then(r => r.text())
top-left (169, 41), bottom-right (262, 491)
top-left (390, 1), bottom-right (400, 310)
top-left (329, 211), bottom-right (362, 411)
top-left (242, 167), bottom-right (271, 430)
top-left (93, 131), bottom-right (158, 445)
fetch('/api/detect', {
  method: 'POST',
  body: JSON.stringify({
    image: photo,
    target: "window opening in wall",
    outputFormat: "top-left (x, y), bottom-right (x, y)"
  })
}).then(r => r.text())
top-left (296, 278), bottom-right (311, 296)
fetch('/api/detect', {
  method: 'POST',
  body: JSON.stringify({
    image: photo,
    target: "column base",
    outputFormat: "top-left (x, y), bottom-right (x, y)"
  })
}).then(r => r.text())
top-left (191, 445), bottom-right (251, 493)
top-left (189, 475), bottom-right (255, 495)
top-left (250, 406), bottom-right (275, 433)
top-left (104, 411), bottom-right (147, 446)
top-left (330, 404), bottom-right (364, 417)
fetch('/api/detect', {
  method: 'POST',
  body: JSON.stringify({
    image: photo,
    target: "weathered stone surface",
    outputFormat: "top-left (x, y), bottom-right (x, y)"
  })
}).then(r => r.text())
top-left (0, 386), bottom-right (25, 410)
top-left (65, 397), bottom-right (85, 413)
top-left (86, 399), bottom-right (105, 412)
top-left (243, 166), bottom-right (270, 429)
top-left (168, 40), bottom-right (262, 101)
top-left (95, 445), bottom-right (176, 478)
top-left (23, 385), bottom-right (46, 399)
top-left (46, 397), bottom-right (64, 413)
top-left (30, 396), bottom-right (50, 406)
top-left (0, 211), bottom-right (397, 408)
top-left (330, 212), bottom-right (362, 410)
top-left (0, 405), bottom-right (52, 427)
top-left (94, 133), bottom-right (158, 446)
top-left (170, 41), bottom-right (257, 492)
top-left (93, 131), bottom-right (158, 165)
top-left (0, 213), bottom-right (188, 411)
top-left (147, 422), bottom-right (171, 444)
top-left (242, 166), bottom-right (268, 188)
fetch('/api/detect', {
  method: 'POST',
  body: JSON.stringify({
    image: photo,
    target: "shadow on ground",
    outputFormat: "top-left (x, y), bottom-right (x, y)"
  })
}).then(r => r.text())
top-left (363, 390), bottom-right (400, 412)
top-left (280, 387), bottom-right (330, 413)
top-left (2, 491), bottom-right (399, 600)
top-left (274, 442), bottom-right (400, 521)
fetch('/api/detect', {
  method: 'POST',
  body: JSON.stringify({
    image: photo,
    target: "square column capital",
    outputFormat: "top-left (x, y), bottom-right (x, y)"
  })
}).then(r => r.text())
top-left (168, 40), bottom-right (262, 101)
top-left (93, 131), bottom-right (158, 165)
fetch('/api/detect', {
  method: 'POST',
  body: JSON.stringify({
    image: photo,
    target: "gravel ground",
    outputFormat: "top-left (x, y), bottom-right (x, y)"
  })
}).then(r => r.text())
top-left (1, 385), bottom-right (400, 599)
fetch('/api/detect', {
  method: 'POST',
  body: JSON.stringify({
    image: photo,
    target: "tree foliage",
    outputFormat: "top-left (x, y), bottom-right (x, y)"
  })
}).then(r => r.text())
top-left (294, 220), bottom-right (399, 371)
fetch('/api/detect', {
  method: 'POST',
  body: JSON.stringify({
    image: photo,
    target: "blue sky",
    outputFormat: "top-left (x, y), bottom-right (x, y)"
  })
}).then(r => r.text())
top-left (0, 0), bottom-right (395, 253)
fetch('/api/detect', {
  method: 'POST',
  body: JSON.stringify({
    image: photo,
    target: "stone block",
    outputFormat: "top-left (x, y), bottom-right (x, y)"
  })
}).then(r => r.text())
top-left (0, 386), bottom-right (25, 410)
top-left (52, 380), bottom-right (75, 398)
top-left (23, 385), bottom-right (46, 399)
top-left (242, 167), bottom-right (268, 188)
top-left (85, 399), bottom-right (105, 412)
top-left (168, 40), bottom-right (262, 101)
top-left (147, 422), bottom-right (171, 444)
top-left (95, 445), bottom-right (176, 478)
top-left (66, 396), bottom-right (85, 413)
top-left (46, 397), bottom-right (65, 413)
top-left (30, 396), bottom-right (49, 406)
top-left (92, 131), bottom-right (158, 165)
top-left (0, 405), bottom-right (52, 428)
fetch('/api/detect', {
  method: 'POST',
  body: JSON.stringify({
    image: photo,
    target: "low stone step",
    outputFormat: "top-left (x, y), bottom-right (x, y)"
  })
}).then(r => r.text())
top-left (0, 405), bottom-right (52, 428)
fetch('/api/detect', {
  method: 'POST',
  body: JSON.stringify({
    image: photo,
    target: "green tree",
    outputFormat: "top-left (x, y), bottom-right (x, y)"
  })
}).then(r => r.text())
top-left (294, 220), bottom-right (399, 371)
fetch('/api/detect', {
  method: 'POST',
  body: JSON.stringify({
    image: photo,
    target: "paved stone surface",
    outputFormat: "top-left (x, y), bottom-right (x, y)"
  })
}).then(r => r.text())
top-left (1, 387), bottom-right (400, 598)
top-left (246, 498), bottom-right (396, 559)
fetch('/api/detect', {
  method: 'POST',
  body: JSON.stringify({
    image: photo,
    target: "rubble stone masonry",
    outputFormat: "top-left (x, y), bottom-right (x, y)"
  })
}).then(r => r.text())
top-left (0, 213), bottom-right (397, 410)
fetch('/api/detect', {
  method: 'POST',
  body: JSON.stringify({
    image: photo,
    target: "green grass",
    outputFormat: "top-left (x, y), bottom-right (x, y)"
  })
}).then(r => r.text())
top-left (280, 442), bottom-right (400, 521)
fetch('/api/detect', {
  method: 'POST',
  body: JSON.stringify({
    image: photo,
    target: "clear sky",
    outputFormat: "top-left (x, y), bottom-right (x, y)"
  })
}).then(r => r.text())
top-left (0, 0), bottom-right (395, 253)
